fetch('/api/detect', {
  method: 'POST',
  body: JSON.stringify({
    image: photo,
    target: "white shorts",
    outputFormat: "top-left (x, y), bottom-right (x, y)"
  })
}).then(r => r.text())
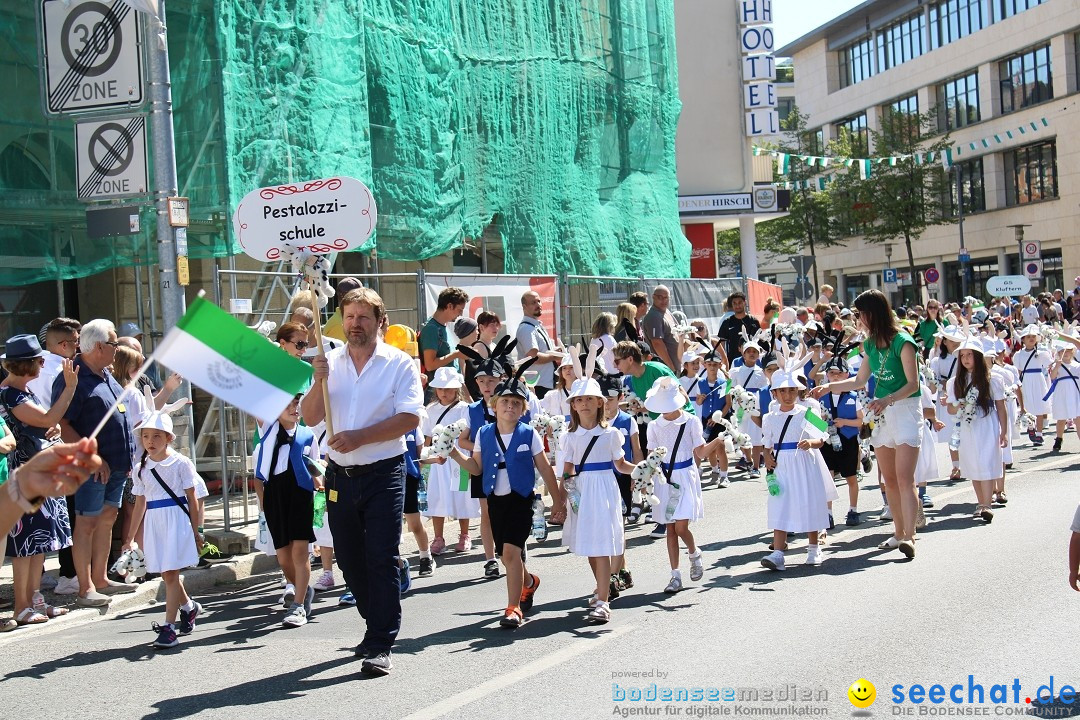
top-left (873, 396), bottom-right (923, 449)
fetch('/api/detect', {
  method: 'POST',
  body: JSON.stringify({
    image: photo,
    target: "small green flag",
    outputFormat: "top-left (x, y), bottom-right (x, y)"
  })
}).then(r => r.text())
top-left (804, 407), bottom-right (829, 433)
top-left (846, 346), bottom-right (860, 360)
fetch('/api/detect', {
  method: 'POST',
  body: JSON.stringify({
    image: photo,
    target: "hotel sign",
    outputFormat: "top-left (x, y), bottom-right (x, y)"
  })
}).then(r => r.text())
top-left (739, 0), bottom-right (779, 137)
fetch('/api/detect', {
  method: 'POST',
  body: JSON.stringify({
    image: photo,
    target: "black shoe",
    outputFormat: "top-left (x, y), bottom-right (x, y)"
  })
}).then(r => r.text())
top-left (354, 642), bottom-right (371, 657)
top-left (177, 602), bottom-right (202, 636)
top-left (648, 523), bottom-right (667, 539)
top-left (361, 651), bottom-right (393, 676)
top-left (861, 455), bottom-right (873, 473)
top-left (1053, 437), bottom-right (1063, 451)
top-left (417, 556), bottom-right (435, 577)
top-left (484, 559), bottom-right (500, 579)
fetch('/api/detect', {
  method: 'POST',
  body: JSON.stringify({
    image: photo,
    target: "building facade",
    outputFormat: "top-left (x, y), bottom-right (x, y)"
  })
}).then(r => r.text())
top-left (771, 0), bottom-right (1078, 305)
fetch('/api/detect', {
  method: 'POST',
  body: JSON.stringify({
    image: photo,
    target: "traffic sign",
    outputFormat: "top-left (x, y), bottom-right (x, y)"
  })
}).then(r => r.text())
top-left (958, 249), bottom-right (970, 262)
top-left (1024, 260), bottom-right (1043, 281)
top-left (790, 255), bottom-right (814, 276)
top-left (793, 276), bottom-right (814, 301)
top-left (41, 0), bottom-right (145, 115)
top-left (1022, 240), bottom-right (1041, 260)
top-left (75, 115), bottom-right (148, 200)
top-left (923, 267), bottom-right (940, 285)
top-left (882, 268), bottom-right (898, 284)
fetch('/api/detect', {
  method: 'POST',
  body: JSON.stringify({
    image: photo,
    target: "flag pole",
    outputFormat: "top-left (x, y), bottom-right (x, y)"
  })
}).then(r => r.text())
top-left (86, 353), bottom-right (158, 441)
top-left (311, 304), bottom-right (335, 439)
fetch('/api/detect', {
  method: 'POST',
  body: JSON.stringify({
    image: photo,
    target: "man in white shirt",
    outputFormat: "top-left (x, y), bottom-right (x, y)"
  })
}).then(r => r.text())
top-left (27, 318), bottom-right (81, 407)
top-left (1021, 295), bottom-right (1040, 326)
top-left (515, 291), bottom-right (563, 399)
top-left (303, 288), bottom-right (423, 677)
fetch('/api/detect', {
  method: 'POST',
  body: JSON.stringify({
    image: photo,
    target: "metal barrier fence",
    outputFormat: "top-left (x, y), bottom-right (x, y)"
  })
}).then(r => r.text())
top-left (198, 266), bottom-right (743, 530)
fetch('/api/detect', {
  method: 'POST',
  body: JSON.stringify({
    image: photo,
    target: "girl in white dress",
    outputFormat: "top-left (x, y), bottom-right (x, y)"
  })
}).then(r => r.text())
top-left (945, 337), bottom-right (1007, 524)
top-left (760, 364), bottom-right (831, 571)
top-left (1049, 344), bottom-right (1080, 452)
top-left (561, 372), bottom-right (638, 624)
top-left (644, 377), bottom-right (726, 594)
top-left (914, 382), bottom-right (941, 522)
top-left (122, 409), bottom-right (203, 649)
top-left (929, 330), bottom-right (964, 480)
top-left (725, 341), bottom-right (767, 478)
top-left (541, 357), bottom-right (575, 419)
top-left (1014, 324), bottom-right (1052, 446)
top-left (422, 368), bottom-right (478, 554)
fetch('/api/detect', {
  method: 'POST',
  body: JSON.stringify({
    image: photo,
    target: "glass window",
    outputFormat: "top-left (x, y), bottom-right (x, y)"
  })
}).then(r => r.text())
top-left (1005, 140), bottom-right (1057, 205)
top-left (778, 97), bottom-right (796, 122)
top-left (835, 113), bottom-right (868, 156)
top-left (929, 0), bottom-right (985, 49)
top-left (937, 72), bottom-right (980, 131)
top-left (839, 36), bottom-right (875, 88)
top-left (991, 0), bottom-right (1047, 23)
top-left (886, 95), bottom-right (920, 140)
top-left (999, 45), bottom-right (1053, 114)
top-left (877, 12), bottom-right (926, 72)
top-left (943, 158), bottom-right (985, 216)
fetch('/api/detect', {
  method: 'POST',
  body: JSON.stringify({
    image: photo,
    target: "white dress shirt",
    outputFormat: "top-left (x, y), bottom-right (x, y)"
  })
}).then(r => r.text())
top-left (323, 341), bottom-right (423, 466)
top-left (26, 352), bottom-right (65, 409)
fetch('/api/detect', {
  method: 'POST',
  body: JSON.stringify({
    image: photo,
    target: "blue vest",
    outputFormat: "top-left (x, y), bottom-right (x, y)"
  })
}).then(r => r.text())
top-left (479, 422), bottom-right (536, 498)
top-left (803, 360), bottom-right (816, 389)
top-left (468, 400), bottom-right (495, 442)
top-left (255, 424), bottom-right (315, 491)
top-left (758, 385), bottom-right (773, 416)
top-left (823, 392), bottom-right (859, 440)
top-left (612, 411), bottom-right (634, 461)
top-left (697, 377), bottom-right (726, 418)
top-left (404, 429), bottom-right (421, 479)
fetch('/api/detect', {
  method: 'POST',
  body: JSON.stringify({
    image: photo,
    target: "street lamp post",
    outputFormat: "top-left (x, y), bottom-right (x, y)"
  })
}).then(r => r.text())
top-left (1008, 224), bottom-right (1032, 279)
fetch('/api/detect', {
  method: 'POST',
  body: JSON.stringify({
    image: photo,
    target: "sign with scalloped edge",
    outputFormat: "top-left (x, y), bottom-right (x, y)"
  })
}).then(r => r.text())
top-left (232, 176), bottom-right (377, 261)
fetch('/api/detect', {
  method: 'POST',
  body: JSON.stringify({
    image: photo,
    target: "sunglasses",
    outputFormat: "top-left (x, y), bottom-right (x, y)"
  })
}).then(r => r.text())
top-left (104, 340), bottom-right (119, 348)
top-left (291, 340), bottom-right (310, 350)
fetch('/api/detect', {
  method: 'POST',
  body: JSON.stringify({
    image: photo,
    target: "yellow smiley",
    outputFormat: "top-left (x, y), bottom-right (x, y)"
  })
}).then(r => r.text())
top-left (848, 679), bottom-right (876, 709)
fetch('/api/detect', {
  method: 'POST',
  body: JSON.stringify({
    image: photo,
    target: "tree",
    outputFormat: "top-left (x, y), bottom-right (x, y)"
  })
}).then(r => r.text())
top-left (859, 107), bottom-right (954, 305)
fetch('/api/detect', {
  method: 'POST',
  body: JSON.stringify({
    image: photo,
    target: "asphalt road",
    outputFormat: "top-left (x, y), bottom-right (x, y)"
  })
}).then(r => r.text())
top-left (2, 436), bottom-right (1079, 720)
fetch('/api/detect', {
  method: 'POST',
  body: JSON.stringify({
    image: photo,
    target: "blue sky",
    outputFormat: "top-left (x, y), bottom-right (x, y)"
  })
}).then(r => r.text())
top-left (772, 0), bottom-right (866, 52)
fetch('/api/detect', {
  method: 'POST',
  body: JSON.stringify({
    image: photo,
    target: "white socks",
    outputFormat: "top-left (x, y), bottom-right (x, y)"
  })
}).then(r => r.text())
top-left (181, 600), bottom-right (195, 612)
top-left (419, 549), bottom-right (431, 559)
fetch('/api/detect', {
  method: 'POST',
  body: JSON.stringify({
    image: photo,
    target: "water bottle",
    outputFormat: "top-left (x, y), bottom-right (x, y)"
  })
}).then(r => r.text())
top-left (565, 476), bottom-right (581, 513)
top-left (664, 480), bottom-right (682, 522)
top-left (312, 490), bottom-right (327, 528)
top-left (417, 478), bottom-right (428, 514)
top-left (531, 496), bottom-right (548, 541)
top-left (766, 471), bottom-right (781, 497)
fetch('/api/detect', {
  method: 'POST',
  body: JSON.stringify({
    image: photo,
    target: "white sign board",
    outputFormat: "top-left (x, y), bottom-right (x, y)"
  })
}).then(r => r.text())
top-left (985, 275), bottom-right (1031, 296)
top-left (738, 0), bottom-right (776, 139)
top-left (41, 0), bottom-right (144, 115)
top-left (232, 177), bottom-right (378, 262)
top-left (75, 115), bottom-right (148, 200)
top-left (424, 274), bottom-right (561, 345)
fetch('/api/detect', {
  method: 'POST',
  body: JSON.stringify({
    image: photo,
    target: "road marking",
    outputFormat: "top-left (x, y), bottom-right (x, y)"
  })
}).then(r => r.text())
top-left (401, 623), bottom-right (636, 720)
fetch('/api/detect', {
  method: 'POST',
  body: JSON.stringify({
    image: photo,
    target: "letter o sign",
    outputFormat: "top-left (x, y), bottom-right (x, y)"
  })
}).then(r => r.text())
top-left (741, 26), bottom-right (774, 54)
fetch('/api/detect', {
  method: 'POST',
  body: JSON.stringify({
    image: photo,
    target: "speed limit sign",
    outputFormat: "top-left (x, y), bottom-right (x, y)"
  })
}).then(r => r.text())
top-left (1023, 240), bottom-right (1041, 260)
top-left (40, 0), bottom-right (145, 115)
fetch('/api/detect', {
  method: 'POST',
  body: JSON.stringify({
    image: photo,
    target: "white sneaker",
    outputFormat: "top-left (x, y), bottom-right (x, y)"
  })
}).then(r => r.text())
top-left (880, 505), bottom-right (892, 521)
top-left (760, 550), bottom-right (786, 571)
top-left (806, 546), bottom-right (823, 566)
top-left (281, 583), bottom-right (296, 608)
top-left (53, 576), bottom-right (80, 595)
top-left (718, 476), bottom-right (731, 488)
top-left (282, 604), bottom-right (307, 627)
top-left (313, 571), bottom-right (336, 591)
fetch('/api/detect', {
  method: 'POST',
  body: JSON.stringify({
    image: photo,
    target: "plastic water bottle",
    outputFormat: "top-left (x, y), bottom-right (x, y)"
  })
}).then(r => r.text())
top-left (312, 490), bottom-right (327, 528)
top-left (766, 471), bottom-right (781, 497)
top-left (565, 476), bottom-right (581, 513)
top-left (531, 496), bottom-right (547, 542)
top-left (414, 481), bottom-right (427, 515)
top-left (664, 480), bottom-right (682, 522)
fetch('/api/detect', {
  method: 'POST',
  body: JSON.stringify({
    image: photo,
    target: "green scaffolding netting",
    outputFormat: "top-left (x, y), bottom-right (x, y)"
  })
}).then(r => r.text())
top-left (0, 0), bottom-right (688, 287)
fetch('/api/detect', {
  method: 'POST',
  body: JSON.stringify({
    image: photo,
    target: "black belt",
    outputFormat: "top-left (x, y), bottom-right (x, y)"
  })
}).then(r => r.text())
top-left (328, 454), bottom-right (404, 478)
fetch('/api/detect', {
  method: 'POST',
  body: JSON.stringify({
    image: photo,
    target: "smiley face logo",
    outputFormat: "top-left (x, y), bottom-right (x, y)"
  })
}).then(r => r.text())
top-left (848, 679), bottom-right (876, 709)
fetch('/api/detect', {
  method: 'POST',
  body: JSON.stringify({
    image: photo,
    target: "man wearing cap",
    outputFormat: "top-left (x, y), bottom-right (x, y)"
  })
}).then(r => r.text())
top-left (55, 319), bottom-right (136, 607)
top-left (303, 288), bottom-right (423, 677)
top-left (516, 290), bottom-right (564, 399)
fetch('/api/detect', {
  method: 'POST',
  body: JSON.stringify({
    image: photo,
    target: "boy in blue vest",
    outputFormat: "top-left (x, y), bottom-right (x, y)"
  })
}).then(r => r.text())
top-left (695, 343), bottom-right (730, 488)
top-left (451, 367), bottom-right (561, 628)
top-left (818, 356), bottom-right (864, 526)
top-left (601, 373), bottom-right (640, 594)
top-left (254, 395), bottom-right (324, 627)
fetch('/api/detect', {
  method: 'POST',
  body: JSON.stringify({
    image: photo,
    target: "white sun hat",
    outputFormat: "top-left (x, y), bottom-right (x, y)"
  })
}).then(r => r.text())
top-left (429, 366), bottom-right (464, 389)
top-left (1018, 324), bottom-right (1042, 339)
top-left (567, 377), bottom-right (604, 400)
top-left (136, 410), bottom-right (175, 440)
top-left (643, 376), bottom-right (686, 414)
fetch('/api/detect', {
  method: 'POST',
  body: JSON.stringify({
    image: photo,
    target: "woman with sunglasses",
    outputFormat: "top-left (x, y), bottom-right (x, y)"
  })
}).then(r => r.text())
top-left (812, 291), bottom-right (922, 559)
top-left (915, 301), bottom-right (950, 359)
top-left (277, 322), bottom-right (312, 359)
top-left (0, 334), bottom-right (79, 625)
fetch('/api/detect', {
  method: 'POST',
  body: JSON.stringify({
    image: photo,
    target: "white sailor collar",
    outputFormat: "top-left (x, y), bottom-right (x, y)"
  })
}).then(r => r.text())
top-left (653, 411), bottom-right (689, 427)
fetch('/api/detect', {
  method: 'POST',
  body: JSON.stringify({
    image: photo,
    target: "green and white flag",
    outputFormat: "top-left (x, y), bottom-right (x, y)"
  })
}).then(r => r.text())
top-left (803, 408), bottom-right (829, 439)
top-left (155, 294), bottom-right (314, 421)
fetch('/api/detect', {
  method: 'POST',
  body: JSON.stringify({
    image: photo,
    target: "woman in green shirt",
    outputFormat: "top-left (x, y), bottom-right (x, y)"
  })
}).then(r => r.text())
top-left (915, 301), bottom-right (950, 358)
top-left (812, 290), bottom-right (922, 559)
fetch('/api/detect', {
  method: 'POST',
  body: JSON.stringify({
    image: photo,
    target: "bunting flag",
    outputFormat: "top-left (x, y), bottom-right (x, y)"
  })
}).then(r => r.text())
top-left (859, 159), bottom-right (872, 180)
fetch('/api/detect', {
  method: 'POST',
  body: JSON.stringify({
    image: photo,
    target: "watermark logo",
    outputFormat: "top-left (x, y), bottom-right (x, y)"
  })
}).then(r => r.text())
top-left (848, 679), bottom-right (876, 709)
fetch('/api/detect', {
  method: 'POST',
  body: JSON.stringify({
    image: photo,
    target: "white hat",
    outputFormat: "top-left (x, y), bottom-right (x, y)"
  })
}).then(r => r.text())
top-left (643, 376), bottom-right (686, 414)
top-left (558, 353), bottom-right (575, 370)
top-left (934, 325), bottom-right (967, 343)
top-left (979, 336), bottom-right (998, 357)
top-left (681, 350), bottom-right (700, 365)
top-left (1018, 324), bottom-right (1042, 339)
top-left (567, 377), bottom-right (604, 400)
top-left (429, 366), bottom-right (464, 389)
top-left (769, 369), bottom-right (803, 390)
top-left (137, 410), bottom-right (175, 440)
top-left (956, 335), bottom-right (986, 355)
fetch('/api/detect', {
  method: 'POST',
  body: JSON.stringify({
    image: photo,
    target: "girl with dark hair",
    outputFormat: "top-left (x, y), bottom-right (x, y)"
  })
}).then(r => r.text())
top-left (811, 290), bottom-right (922, 559)
top-left (944, 338), bottom-right (1007, 524)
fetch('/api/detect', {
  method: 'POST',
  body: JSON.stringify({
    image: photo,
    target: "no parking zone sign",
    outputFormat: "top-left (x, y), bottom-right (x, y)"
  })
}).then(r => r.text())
top-left (75, 115), bottom-right (148, 200)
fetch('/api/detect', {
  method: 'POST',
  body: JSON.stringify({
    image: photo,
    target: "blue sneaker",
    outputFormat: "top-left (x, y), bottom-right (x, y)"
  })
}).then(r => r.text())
top-left (152, 622), bottom-right (179, 649)
top-left (921, 493), bottom-right (933, 508)
top-left (845, 509), bottom-right (861, 526)
top-left (399, 559), bottom-right (412, 595)
top-left (338, 590), bottom-right (356, 606)
top-left (177, 602), bottom-right (202, 636)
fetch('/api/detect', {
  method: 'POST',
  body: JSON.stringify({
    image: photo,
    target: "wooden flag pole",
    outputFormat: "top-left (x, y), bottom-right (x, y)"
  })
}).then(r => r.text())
top-left (310, 306), bottom-right (335, 439)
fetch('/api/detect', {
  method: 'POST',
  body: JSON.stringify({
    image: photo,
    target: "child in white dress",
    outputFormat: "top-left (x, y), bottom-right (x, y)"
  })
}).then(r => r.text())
top-left (422, 368), bottom-right (477, 554)
top-left (560, 369), bottom-right (639, 624)
top-left (541, 358), bottom-right (575, 419)
top-left (945, 337), bottom-right (1007, 524)
top-left (644, 377), bottom-right (726, 594)
top-left (760, 364), bottom-right (831, 571)
top-left (123, 408), bottom-right (203, 649)
top-left (930, 329), bottom-right (964, 480)
top-left (1014, 324), bottom-right (1052, 446)
top-left (1049, 344), bottom-right (1080, 452)
top-left (725, 341), bottom-right (767, 478)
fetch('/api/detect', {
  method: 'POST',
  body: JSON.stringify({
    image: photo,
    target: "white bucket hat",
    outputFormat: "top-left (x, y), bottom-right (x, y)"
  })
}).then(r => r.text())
top-left (137, 410), bottom-right (175, 440)
top-left (429, 366), bottom-right (464, 389)
top-left (1018, 324), bottom-right (1042, 339)
top-left (934, 325), bottom-right (967, 343)
top-left (956, 335), bottom-right (986, 355)
top-left (643, 376), bottom-right (686, 414)
top-left (769, 369), bottom-right (803, 390)
top-left (567, 377), bottom-right (604, 400)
